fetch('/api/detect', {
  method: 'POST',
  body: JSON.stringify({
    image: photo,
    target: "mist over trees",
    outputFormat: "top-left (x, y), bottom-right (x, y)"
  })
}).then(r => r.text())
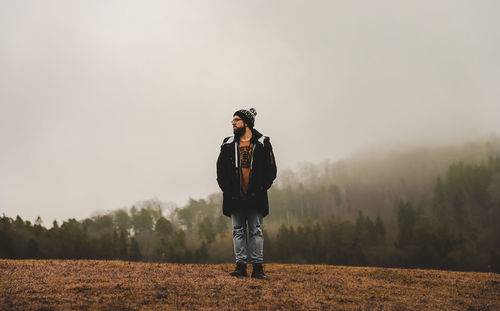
top-left (1, 137), bottom-right (500, 272)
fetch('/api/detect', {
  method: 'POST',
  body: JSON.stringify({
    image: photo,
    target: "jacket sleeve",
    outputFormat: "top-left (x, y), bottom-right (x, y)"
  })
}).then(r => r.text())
top-left (216, 144), bottom-right (226, 192)
top-left (263, 137), bottom-right (277, 190)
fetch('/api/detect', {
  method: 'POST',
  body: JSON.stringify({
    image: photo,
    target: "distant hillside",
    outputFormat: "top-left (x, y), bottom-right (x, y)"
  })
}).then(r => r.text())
top-left (2, 136), bottom-right (500, 272)
top-left (271, 134), bottom-right (500, 221)
top-left (1, 260), bottom-right (498, 310)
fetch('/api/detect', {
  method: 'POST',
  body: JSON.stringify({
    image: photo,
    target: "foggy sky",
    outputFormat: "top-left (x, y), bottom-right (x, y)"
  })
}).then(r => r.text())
top-left (1, 0), bottom-right (499, 224)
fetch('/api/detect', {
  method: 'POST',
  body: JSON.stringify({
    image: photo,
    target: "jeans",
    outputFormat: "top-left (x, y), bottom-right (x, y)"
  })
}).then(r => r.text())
top-left (231, 206), bottom-right (264, 264)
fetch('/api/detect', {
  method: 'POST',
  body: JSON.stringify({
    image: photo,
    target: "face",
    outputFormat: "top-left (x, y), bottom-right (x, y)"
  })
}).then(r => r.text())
top-left (232, 116), bottom-right (246, 136)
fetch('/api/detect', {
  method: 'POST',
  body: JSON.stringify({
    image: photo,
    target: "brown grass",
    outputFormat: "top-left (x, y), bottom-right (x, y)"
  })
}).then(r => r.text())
top-left (1, 260), bottom-right (499, 310)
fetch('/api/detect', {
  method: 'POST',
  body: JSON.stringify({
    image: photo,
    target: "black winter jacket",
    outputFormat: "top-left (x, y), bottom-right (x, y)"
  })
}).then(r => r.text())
top-left (216, 128), bottom-right (277, 217)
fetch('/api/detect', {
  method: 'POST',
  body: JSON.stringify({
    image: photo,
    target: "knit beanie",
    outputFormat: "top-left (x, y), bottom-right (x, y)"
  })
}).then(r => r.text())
top-left (233, 108), bottom-right (257, 128)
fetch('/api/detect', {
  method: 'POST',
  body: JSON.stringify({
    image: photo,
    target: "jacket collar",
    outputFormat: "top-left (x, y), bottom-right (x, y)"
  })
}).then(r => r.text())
top-left (250, 128), bottom-right (263, 144)
top-left (223, 128), bottom-right (266, 146)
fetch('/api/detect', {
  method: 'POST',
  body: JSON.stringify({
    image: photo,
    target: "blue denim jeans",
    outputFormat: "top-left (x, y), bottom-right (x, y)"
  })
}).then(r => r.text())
top-left (231, 207), bottom-right (264, 264)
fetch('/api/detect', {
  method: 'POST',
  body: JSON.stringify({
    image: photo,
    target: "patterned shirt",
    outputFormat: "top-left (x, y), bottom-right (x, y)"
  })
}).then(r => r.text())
top-left (239, 140), bottom-right (253, 200)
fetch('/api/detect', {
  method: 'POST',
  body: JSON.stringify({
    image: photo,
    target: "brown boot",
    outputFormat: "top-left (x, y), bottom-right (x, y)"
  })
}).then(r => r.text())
top-left (229, 262), bottom-right (247, 277)
top-left (251, 263), bottom-right (269, 280)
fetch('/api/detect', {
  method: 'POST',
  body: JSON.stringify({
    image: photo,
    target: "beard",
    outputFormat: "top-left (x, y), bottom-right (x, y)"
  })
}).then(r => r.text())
top-left (233, 126), bottom-right (246, 138)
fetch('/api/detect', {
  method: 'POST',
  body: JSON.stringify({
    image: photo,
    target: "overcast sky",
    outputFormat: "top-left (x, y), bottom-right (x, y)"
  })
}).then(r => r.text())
top-left (1, 0), bottom-right (499, 224)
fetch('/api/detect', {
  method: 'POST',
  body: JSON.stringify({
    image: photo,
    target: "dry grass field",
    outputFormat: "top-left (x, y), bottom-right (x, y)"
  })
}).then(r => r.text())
top-left (1, 259), bottom-right (499, 310)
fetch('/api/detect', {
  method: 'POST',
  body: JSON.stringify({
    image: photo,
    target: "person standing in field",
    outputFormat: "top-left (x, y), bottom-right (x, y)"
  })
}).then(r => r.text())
top-left (216, 108), bottom-right (277, 280)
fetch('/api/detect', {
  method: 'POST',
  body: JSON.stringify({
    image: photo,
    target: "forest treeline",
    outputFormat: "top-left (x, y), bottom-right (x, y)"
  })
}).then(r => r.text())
top-left (1, 139), bottom-right (500, 272)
